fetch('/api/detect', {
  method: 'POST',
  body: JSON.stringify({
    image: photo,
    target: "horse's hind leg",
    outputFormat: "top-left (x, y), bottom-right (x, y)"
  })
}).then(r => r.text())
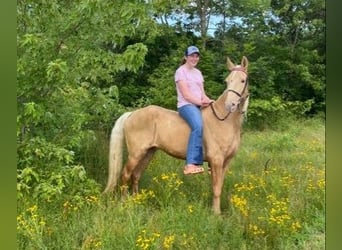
top-left (121, 149), bottom-right (156, 195)
top-left (131, 148), bottom-right (156, 194)
top-left (121, 156), bottom-right (141, 196)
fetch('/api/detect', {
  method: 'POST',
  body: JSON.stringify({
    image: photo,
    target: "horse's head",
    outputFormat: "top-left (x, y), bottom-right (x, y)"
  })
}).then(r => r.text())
top-left (224, 56), bottom-right (249, 113)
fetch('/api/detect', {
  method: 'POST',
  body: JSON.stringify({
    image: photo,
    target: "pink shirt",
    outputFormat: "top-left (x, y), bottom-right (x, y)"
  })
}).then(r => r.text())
top-left (175, 64), bottom-right (204, 108)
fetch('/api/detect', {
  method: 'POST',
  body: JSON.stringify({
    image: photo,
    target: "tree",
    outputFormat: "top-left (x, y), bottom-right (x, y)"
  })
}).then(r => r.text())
top-left (17, 0), bottom-right (159, 200)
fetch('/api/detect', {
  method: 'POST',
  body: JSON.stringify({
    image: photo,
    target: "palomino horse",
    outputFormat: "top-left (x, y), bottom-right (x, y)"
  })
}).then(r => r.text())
top-left (104, 56), bottom-right (250, 214)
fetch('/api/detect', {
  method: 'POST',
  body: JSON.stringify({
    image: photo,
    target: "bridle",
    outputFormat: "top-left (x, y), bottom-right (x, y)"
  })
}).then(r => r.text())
top-left (210, 67), bottom-right (249, 121)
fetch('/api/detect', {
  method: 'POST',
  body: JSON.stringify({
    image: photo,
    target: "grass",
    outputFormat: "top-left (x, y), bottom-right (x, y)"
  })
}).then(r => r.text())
top-left (17, 117), bottom-right (325, 249)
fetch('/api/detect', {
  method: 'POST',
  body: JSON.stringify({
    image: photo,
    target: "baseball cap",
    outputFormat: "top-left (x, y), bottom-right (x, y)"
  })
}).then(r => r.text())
top-left (185, 46), bottom-right (200, 56)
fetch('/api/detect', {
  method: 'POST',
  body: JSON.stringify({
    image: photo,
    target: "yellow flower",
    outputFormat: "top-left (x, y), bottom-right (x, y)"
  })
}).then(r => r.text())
top-left (188, 205), bottom-right (194, 213)
top-left (161, 174), bottom-right (169, 180)
top-left (163, 235), bottom-right (175, 249)
top-left (27, 205), bottom-right (38, 213)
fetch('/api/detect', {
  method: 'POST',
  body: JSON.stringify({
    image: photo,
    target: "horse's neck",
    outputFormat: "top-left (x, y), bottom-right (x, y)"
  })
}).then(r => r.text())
top-left (214, 91), bottom-right (229, 114)
top-left (213, 90), bottom-right (245, 127)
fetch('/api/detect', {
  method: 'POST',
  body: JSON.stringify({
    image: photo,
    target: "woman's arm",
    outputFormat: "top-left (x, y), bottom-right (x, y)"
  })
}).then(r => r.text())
top-left (200, 84), bottom-right (214, 107)
top-left (177, 80), bottom-right (203, 106)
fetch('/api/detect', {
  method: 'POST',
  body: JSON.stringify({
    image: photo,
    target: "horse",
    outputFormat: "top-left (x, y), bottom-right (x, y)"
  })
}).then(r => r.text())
top-left (104, 56), bottom-right (250, 214)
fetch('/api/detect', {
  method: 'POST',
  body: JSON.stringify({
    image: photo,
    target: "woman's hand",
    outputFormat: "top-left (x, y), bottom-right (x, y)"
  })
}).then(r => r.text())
top-left (201, 97), bottom-right (214, 107)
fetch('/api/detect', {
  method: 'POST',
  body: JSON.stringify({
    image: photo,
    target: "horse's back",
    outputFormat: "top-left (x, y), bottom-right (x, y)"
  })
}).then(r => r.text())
top-left (126, 105), bottom-right (182, 128)
top-left (124, 105), bottom-right (189, 158)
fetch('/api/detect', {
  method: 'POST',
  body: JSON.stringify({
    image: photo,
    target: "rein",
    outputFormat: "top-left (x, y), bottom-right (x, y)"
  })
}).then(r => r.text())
top-left (209, 102), bottom-right (231, 121)
top-left (210, 67), bottom-right (248, 121)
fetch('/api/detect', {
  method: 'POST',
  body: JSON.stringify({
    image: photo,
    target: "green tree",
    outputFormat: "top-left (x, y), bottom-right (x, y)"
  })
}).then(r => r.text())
top-left (17, 0), bottom-right (158, 200)
top-left (269, 0), bottom-right (325, 113)
top-left (212, 0), bottom-right (325, 116)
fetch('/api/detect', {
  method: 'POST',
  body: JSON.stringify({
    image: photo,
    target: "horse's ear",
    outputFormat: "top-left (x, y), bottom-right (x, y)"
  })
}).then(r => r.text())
top-left (241, 56), bottom-right (249, 71)
top-left (227, 57), bottom-right (235, 71)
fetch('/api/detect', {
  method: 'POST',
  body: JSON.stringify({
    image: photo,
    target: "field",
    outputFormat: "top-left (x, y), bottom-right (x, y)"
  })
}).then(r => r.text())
top-left (17, 118), bottom-right (325, 249)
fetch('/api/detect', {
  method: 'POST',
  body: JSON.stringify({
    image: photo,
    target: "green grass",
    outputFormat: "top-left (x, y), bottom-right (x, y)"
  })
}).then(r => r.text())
top-left (17, 118), bottom-right (325, 249)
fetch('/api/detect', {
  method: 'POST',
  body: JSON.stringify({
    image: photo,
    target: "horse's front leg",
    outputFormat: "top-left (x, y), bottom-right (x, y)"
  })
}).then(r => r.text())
top-left (210, 159), bottom-right (228, 215)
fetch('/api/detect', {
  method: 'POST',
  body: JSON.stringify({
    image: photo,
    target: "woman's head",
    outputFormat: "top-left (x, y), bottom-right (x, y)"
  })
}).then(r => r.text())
top-left (181, 46), bottom-right (200, 66)
top-left (185, 46), bottom-right (200, 57)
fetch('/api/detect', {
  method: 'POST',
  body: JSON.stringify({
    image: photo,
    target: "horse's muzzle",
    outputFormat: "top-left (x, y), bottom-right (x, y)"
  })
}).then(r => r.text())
top-left (226, 100), bottom-right (240, 113)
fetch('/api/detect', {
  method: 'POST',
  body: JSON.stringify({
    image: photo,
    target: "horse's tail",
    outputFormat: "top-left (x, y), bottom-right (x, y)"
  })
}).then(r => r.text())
top-left (104, 112), bottom-right (132, 193)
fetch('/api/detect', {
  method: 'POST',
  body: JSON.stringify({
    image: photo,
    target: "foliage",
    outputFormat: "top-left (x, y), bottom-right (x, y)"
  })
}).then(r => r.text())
top-left (17, 137), bottom-right (100, 203)
top-left (247, 96), bottom-right (314, 130)
top-left (17, 0), bottom-right (158, 202)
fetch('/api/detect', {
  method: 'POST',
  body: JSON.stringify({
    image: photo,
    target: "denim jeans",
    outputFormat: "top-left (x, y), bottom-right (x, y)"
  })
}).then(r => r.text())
top-left (178, 104), bottom-right (203, 165)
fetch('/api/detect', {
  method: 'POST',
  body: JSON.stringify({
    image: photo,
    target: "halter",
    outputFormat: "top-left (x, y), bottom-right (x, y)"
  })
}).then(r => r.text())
top-left (210, 67), bottom-right (249, 121)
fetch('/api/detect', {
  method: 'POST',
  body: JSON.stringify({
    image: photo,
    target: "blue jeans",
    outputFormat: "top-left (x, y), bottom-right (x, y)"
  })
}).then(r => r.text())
top-left (178, 104), bottom-right (203, 165)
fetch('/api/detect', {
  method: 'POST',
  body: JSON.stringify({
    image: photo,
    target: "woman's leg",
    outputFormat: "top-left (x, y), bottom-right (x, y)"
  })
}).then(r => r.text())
top-left (178, 104), bottom-right (203, 165)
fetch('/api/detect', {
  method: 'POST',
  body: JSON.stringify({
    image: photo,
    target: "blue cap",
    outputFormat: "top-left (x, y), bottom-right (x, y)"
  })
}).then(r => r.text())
top-left (185, 46), bottom-right (200, 56)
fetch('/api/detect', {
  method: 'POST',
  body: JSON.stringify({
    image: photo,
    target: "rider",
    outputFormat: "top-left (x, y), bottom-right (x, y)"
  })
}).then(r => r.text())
top-left (174, 45), bottom-right (214, 175)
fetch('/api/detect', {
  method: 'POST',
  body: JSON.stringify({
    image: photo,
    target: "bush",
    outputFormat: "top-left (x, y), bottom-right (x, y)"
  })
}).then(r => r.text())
top-left (246, 96), bottom-right (314, 130)
top-left (17, 137), bottom-right (100, 204)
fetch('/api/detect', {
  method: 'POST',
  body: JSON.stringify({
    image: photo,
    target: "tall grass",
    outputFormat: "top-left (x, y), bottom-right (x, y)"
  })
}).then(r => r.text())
top-left (17, 118), bottom-right (325, 249)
